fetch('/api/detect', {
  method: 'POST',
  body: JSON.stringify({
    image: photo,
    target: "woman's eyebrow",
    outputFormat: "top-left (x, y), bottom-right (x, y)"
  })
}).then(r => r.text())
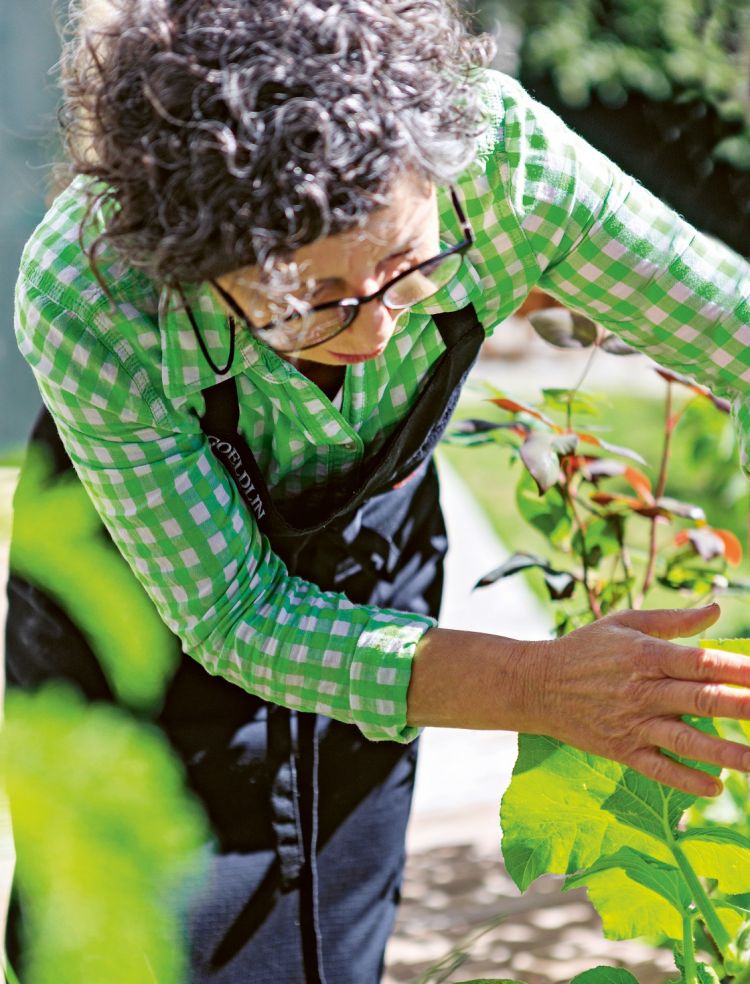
top-left (310, 240), bottom-right (418, 290)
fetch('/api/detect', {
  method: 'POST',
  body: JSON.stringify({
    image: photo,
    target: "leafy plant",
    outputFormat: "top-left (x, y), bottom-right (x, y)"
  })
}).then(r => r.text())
top-left (3, 685), bottom-right (208, 984)
top-left (448, 309), bottom-right (750, 633)
top-left (8, 445), bottom-right (179, 713)
top-left (1, 450), bottom-right (206, 982)
top-left (444, 304), bottom-right (750, 981)
top-left (494, 0), bottom-right (750, 169)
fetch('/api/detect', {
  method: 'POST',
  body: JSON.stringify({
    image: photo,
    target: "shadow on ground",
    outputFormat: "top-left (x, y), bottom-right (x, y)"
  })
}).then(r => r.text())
top-left (384, 840), bottom-right (677, 984)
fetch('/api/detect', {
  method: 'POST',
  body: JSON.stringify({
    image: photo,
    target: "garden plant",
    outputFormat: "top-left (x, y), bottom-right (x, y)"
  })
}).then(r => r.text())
top-left (481, 0), bottom-right (750, 255)
top-left (1, 455), bottom-right (207, 984)
top-left (440, 306), bottom-right (750, 983)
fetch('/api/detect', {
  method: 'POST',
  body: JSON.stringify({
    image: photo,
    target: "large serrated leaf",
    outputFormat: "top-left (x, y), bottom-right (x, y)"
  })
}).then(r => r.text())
top-left (500, 726), bottom-right (719, 893)
top-left (565, 847), bottom-right (690, 940)
top-left (501, 736), bottom-right (676, 891)
top-left (679, 826), bottom-right (750, 893)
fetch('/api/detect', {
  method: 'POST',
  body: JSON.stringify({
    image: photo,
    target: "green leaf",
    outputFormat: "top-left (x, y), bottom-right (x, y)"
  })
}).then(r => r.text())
top-left (600, 334), bottom-right (638, 356)
top-left (515, 469), bottom-right (572, 547)
top-left (570, 968), bottom-right (641, 984)
top-left (9, 446), bottom-right (179, 712)
top-left (541, 568), bottom-right (577, 600)
top-left (678, 827), bottom-right (750, 894)
top-left (542, 388), bottom-right (602, 416)
top-left (474, 552), bottom-right (577, 600)
top-left (528, 308), bottom-right (599, 349)
top-left (565, 847), bottom-right (690, 940)
top-left (572, 516), bottom-right (623, 567)
top-left (444, 419), bottom-right (520, 447)
top-left (700, 638), bottom-right (750, 658)
top-left (3, 684), bottom-right (208, 984)
top-left (502, 735), bottom-right (676, 892)
top-left (475, 551), bottom-right (548, 587)
top-left (673, 953), bottom-right (721, 984)
top-left (501, 724), bottom-right (719, 893)
top-left (520, 432), bottom-right (564, 493)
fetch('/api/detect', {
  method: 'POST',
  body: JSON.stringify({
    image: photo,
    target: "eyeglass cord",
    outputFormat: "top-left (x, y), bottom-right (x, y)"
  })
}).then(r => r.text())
top-left (177, 283), bottom-right (237, 375)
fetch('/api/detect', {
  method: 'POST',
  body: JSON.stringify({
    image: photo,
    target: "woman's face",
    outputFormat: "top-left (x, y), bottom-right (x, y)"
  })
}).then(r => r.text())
top-left (215, 174), bottom-right (439, 366)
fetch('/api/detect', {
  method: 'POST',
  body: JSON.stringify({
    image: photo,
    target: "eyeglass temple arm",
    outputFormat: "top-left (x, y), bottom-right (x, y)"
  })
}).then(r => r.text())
top-left (449, 186), bottom-right (474, 242)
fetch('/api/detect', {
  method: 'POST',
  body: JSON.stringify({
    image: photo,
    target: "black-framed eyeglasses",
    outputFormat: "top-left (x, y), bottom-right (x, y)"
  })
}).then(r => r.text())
top-left (202, 186), bottom-right (474, 361)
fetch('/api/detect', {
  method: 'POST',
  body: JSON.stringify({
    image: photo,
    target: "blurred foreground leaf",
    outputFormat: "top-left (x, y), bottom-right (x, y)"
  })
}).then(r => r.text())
top-left (4, 685), bottom-right (208, 984)
top-left (9, 447), bottom-right (179, 712)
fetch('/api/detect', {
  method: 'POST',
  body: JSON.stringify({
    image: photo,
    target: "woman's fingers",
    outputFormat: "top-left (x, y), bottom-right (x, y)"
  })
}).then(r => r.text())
top-left (656, 680), bottom-right (750, 720)
top-left (655, 639), bottom-right (750, 687)
top-left (613, 602), bottom-right (721, 641)
top-left (645, 718), bottom-right (750, 774)
top-left (625, 745), bottom-right (723, 798)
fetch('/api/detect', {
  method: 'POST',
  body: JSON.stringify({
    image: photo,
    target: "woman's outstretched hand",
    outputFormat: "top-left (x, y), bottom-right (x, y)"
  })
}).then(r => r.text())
top-left (537, 602), bottom-right (750, 796)
top-left (409, 602), bottom-right (750, 796)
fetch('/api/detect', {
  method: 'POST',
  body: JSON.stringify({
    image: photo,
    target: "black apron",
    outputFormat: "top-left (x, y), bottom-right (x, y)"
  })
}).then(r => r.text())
top-left (5, 303), bottom-right (484, 982)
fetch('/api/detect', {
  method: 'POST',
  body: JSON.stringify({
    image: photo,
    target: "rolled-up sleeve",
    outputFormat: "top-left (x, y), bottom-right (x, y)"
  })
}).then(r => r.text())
top-left (489, 72), bottom-right (750, 471)
top-left (14, 278), bottom-right (433, 742)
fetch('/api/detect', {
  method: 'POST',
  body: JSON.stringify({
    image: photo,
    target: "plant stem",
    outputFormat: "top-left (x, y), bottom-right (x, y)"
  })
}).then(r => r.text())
top-left (637, 381), bottom-right (674, 605)
top-left (570, 342), bottom-right (599, 398)
top-left (612, 516), bottom-right (635, 608)
top-left (681, 912), bottom-right (699, 984)
top-left (564, 479), bottom-right (602, 619)
top-left (669, 836), bottom-right (732, 962)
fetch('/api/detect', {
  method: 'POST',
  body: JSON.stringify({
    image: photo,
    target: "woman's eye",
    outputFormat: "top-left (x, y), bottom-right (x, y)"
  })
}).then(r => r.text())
top-left (385, 250), bottom-right (417, 271)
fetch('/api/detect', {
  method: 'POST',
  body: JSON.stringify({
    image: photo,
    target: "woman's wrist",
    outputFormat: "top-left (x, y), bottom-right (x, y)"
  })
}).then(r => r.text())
top-left (405, 626), bottom-right (554, 733)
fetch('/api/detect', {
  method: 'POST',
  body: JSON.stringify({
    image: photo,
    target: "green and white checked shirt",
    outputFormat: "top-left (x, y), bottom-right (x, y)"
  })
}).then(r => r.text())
top-left (14, 70), bottom-right (750, 742)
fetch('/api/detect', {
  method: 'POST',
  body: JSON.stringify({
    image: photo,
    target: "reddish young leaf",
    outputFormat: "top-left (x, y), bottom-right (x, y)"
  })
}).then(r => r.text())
top-left (623, 466), bottom-right (653, 503)
top-left (675, 526), bottom-right (743, 565)
top-left (713, 528), bottom-right (743, 566)
top-left (676, 528), bottom-right (726, 562)
top-left (580, 458), bottom-right (627, 481)
top-left (654, 367), bottom-right (731, 413)
top-left (488, 397), bottom-right (560, 431)
top-left (655, 496), bottom-right (705, 521)
top-left (576, 431), bottom-right (647, 465)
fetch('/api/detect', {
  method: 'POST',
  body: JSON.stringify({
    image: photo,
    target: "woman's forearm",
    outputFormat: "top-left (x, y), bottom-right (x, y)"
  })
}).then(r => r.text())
top-left (406, 627), bottom-right (551, 732)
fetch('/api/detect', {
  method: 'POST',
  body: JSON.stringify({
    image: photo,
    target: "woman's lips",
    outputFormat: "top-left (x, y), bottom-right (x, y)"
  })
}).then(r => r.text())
top-left (326, 344), bottom-right (386, 364)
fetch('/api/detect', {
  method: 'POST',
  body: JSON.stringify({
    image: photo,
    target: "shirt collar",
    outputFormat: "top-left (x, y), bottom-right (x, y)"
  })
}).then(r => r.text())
top-left (159, 280), bottom-right (296, 400)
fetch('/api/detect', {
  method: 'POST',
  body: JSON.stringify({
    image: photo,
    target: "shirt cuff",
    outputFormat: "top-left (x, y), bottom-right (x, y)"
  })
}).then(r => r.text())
top-left (349, 610), bottom-right (437, 742)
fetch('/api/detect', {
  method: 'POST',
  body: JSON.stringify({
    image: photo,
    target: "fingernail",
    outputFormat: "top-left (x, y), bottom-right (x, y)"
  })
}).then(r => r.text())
top-left (707, 779), bottom-right (723, 796)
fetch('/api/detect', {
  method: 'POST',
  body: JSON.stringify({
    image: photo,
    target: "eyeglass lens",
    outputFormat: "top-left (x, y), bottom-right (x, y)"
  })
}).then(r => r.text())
top-left (261, 251), bottom-right (463, 352)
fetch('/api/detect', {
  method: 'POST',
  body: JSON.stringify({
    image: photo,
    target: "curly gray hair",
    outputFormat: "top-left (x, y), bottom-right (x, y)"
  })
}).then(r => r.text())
top-left (59, 0), bottom-right (494, 286)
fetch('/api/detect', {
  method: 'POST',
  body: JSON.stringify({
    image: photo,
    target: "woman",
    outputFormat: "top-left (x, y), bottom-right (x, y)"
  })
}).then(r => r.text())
top-left (7, 0), bottom-right (750, 980)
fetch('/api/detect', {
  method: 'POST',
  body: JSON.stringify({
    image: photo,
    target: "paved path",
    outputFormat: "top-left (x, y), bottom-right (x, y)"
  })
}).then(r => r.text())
top-left (407, 456), bottom-right (550, 852)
